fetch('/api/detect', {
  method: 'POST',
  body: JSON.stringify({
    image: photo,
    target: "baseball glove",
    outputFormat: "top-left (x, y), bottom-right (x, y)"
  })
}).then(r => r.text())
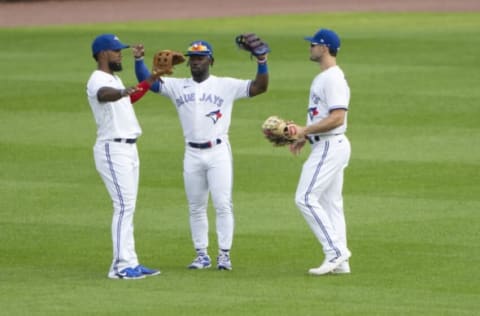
top-left (235, 33), bottom-right (270, 58)
top-left (152, 50), bottom-right (186, 76)
top-left (262, 116), bottom-right (298, 146)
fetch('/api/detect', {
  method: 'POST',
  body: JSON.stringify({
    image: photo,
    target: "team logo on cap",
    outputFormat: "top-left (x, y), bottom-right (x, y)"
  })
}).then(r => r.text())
top-left (188, 43), bottom-right (210, 53)
top-left (206, 110), bottom-right (222, 124)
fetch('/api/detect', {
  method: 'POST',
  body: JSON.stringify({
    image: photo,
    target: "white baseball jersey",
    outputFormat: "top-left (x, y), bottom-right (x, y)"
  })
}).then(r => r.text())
top-left (159, 75), bottom-right (251, 142)
top-left (306, 65), bottom-right (350, 136)
top-left (86, 70), bottom-right (142, 141)
top-left (86, 69), bottom-right (142, 277)
top-left (157, 74), bottom-right (251, 253)
top-left (295, 64), bottom-right (352, 269)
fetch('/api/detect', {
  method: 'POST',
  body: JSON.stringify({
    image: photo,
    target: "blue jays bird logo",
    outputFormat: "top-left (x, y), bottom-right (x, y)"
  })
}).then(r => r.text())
top-left (308, 107), bottom-right (319, 120)
top-left (206, 110), bottom-right (222, 124)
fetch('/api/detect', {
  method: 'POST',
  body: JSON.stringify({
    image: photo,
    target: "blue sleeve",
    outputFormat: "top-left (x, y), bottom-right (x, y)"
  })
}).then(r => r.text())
top-left (135, 59), bottom-right (160, 93)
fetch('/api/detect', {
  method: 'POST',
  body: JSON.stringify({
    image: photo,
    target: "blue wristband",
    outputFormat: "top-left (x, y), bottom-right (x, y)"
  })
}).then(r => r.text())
top-left (257, 62), bottom-right (268, 74)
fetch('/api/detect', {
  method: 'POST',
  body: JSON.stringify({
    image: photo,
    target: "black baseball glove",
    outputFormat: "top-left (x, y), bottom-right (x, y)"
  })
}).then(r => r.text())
top-left (235, 33), bottom-right (270, 58)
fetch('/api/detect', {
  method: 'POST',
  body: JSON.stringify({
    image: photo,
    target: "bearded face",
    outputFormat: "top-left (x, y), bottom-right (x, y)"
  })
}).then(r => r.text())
top-left (108, 62), bottom-right (123, 72)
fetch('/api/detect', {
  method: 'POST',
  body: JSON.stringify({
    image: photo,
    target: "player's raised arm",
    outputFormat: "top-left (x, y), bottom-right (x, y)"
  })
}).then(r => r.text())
top-left (249, 55), bottom-right (269, 96)
top-left (132, 44), bottom-right (161, 93)
top-left (235, 33), bottom-right (270, 97)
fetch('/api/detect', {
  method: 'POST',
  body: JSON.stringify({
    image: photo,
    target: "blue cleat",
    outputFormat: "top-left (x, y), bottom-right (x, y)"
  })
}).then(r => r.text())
top-left (135, 264), bottom-right (161, 277)
top-left (109, 267), bottom-right (145, 280)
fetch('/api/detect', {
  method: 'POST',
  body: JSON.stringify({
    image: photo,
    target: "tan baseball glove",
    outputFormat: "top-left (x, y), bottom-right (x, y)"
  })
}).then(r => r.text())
top-left (152, 50), bottom-right (186, 76)
top-left (261, 115), bottom-right (298, 146)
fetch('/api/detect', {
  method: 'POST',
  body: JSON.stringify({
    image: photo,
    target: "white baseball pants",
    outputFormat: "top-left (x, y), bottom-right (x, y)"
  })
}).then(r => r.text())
top-left (94, 141), bottom-right (140, 275)
top-left (183, 141), bottom-right (234, 252)
top-left (295, 134), bottom-right (351, 260)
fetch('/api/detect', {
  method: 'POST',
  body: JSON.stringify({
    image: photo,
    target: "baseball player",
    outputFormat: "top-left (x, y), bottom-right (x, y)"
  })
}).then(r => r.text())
top-left (133, 39), bottom-right (269, 270)
top-left (86, 33), bottom-right (161, 279)
top-left (289, 29), bottom-right (352, 275)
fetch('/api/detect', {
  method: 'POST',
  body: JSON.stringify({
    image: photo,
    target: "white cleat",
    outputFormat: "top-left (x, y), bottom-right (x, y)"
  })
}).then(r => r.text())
top-left (188, 254), bottom-right (212, 269)
top-left (217, 252), bottom-right (232, 271)
top-left (308, 251), bottom-right (351, 276)
top-left (331, 260), bottom-right (350, 274)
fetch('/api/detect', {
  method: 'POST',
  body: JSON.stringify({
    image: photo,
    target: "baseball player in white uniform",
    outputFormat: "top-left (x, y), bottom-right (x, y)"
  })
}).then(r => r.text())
top-left (133, 39), bottom-right (269, 270)
top-left (86, 34), bottom-right (161, 279)
top-left (289, 29), bottom-right (352, 275)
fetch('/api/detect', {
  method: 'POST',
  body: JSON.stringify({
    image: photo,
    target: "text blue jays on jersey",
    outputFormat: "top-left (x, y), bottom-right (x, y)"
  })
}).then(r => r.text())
top-left (175, 93), bottom-right (224, 108)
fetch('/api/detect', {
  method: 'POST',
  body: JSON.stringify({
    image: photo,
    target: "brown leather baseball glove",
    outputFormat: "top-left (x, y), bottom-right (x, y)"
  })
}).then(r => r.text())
top-left (152, 50), bottom-right (186, 76)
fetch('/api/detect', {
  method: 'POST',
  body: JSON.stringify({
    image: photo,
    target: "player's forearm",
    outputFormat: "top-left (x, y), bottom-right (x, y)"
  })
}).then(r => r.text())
top-left (129, 80), bottom-right (151, 104)
top-left (97, 82), bottom-right (152, 104)
top-left (97, 87), bottom-right (127, 102)
top-left (249, 59), bottom-right (269, 96)
top-left (304, 110), bottom-right (345, 134)
top-left (135, 59), bottom-right (160, 92)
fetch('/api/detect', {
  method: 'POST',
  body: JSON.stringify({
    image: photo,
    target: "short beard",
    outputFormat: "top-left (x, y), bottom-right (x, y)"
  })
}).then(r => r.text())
top-left (310, 54), bottom-right (322, 63)
top-left (108, 62), bottom-right (123, 72)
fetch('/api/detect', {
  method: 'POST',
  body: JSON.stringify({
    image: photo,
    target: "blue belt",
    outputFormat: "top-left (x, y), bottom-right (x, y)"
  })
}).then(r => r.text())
top-left (188, 139), bottom-right (221, 149)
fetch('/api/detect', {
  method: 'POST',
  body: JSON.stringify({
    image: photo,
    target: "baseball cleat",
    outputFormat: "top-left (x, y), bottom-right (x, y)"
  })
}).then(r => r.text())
top-left (108, 267), bottom-right (146, 280)
top-left (308, 251), bottom-right (351, 276)
top-left (217, 252), bottom-right (232, 271)
top-left (188, 254), bottom-right (212, 269)
top-left (331, 261), bottom-right (351, 274)
top-left (135, 264), bottom-right (161, 277)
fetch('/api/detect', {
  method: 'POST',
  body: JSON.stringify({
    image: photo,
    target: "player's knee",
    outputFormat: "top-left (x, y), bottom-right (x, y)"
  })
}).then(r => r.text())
top-left (215, 205), bottom-right (232, 216)
top-left (112, 199), bottom-right (136, 212)
top-left (189, 206), bottom-right (207, 216)
top-left (212, 199), bottom-right (232, 214)
top-left (295, 193), bottom-right (307, 209)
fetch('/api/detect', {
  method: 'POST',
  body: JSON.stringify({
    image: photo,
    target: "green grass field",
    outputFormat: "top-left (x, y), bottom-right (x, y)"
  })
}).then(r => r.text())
top-left (1, 12), bottom-right (479, 315)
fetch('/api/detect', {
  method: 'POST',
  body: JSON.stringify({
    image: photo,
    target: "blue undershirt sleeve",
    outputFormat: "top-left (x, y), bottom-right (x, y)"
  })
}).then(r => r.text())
top-left (135, 59), bottom-right (160, 93)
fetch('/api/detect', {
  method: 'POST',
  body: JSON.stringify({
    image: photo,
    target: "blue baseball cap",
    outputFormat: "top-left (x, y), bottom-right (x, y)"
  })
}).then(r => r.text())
top-left (185, 40), bottom-right (213, 58)
top-left (91, 34), bottom-right (130, 56)
top-left (304, 29), bottom-right (341, 53)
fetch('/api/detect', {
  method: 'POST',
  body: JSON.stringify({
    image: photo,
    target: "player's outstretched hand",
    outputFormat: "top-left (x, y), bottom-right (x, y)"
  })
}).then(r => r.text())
top-left (121, 86), bottom-right (142, 97)
top-left (132, 44), bottom-right (145, 59)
